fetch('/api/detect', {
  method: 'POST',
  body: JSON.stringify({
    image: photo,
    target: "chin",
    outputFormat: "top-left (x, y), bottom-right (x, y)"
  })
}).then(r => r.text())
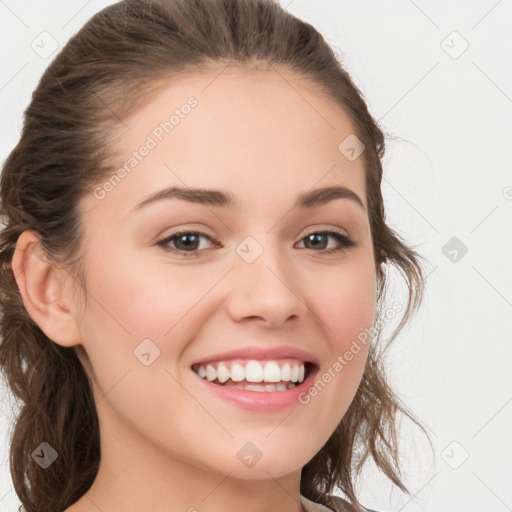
top-left (205, 441), bottom-right (318, 480)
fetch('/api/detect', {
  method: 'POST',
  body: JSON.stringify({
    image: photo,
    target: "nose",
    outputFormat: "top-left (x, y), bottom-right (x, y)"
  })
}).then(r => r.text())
top-left (225, 239), bottom-right (306, 329)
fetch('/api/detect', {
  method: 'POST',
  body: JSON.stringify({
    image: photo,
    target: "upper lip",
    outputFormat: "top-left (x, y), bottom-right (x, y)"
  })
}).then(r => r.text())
top-left (190, 345), bottom-right (319, 368)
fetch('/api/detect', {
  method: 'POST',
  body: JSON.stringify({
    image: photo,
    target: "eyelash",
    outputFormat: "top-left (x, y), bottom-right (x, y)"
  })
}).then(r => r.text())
top-left (156, 229), bottom-right (356, 258)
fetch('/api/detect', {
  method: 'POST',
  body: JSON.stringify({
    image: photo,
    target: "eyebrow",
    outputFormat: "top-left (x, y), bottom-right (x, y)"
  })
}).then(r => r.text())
top-left (130, 185), bottom-right (366, 213)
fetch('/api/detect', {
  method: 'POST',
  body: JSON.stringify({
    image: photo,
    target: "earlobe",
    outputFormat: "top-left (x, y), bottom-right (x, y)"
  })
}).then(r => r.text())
top-left (11, 230), bottom-right (82, 347)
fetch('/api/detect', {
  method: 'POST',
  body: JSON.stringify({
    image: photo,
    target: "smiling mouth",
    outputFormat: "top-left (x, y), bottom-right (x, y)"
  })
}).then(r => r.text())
top-left (191, 358), bottom-right (316, 392)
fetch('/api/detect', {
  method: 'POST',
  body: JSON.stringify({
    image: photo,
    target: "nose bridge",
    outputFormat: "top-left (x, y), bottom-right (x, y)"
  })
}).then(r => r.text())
top-left (226, 233), bottom-right (304, 326)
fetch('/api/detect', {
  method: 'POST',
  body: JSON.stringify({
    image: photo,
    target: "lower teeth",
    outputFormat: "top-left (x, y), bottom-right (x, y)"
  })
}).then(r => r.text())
top-left (221, 381), bottom-right (297, 392)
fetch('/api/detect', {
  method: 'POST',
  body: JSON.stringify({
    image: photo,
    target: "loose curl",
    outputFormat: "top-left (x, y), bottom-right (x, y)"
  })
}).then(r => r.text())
top-left (0, 1), bottom-right (431, 511)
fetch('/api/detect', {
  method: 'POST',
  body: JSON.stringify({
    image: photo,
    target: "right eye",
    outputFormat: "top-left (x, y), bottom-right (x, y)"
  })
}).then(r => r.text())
top-left (156, 231), bottom-right (220, 258)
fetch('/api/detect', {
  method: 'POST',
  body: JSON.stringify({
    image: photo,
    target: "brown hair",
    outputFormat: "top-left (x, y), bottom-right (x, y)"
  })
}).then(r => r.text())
top-left (0, 0), bottom-right (431, 511)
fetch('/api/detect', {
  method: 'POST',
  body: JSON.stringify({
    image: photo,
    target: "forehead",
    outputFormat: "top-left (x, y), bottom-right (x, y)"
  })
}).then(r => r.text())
top-left (86, 66), bottom-right (367, 216)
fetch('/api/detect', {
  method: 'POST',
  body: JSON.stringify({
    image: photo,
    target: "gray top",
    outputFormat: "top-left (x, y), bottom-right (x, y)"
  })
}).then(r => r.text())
top-left (301, 493), bottom-right (382, 512)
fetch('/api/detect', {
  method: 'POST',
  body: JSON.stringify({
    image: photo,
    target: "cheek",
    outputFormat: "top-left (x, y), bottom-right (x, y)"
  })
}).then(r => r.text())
top-left (83, 244), bottom-right (214, 332)
top-left (74, 249), bottom-right (214, 433)
top-left (78, 247), bottom-right (224, 375)
top-left (310, 260), bottom-right (377, 348)
top-left (302, 260), bottom-right (376, 411)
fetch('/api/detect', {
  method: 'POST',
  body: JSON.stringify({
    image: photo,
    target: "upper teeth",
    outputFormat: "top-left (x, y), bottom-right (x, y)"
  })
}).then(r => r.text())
top-left (194, 360), bottom-right (306, 384)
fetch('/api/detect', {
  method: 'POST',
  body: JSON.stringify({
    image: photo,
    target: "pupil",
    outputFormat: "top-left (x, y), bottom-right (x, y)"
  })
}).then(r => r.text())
top-left (178, 234), bottom-right (198, 250)
top-left (308, 233), bottom-right (325, 249)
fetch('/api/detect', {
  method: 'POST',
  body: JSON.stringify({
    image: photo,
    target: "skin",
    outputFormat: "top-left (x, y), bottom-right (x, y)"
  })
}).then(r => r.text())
top-left (12, 65), bottom-right (377, 512)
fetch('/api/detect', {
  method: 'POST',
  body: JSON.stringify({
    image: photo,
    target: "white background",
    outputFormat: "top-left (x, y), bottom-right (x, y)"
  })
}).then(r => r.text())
top-left (1, 1), bottom-right (511, 511)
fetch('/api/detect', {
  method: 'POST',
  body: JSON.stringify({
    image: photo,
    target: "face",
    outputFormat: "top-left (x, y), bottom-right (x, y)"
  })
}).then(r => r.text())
top-left (72, 66), bottom-right (376, 481)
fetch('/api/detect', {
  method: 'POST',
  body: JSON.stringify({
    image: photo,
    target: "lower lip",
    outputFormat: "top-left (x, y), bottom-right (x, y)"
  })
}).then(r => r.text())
top-left (192, 368), bottom-right (318, 411)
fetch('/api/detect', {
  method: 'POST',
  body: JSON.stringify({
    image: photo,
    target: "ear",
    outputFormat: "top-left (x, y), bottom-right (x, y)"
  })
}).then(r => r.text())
top-left (11, 230), bottom-right (82, 347)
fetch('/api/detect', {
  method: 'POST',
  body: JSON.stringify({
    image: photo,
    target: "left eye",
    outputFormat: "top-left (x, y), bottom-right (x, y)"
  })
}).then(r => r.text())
top-left (156, 230), bottom-right (355, 257)
top-left (296, 231), bottom-right (355, 253)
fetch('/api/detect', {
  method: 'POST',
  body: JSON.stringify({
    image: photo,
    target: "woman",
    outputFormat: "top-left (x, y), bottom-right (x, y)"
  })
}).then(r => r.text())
top-left (0, 0), bottom-right (430, 510)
